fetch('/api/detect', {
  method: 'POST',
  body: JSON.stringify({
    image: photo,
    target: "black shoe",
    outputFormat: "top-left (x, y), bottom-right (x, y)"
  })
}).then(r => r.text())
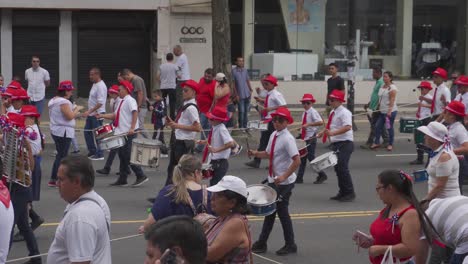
top-left (252, 241), bottom-right (267, 254)
top-left (109, 181), bottom-right (128, 187)
top-left (338, 193), bottom-right (356, 202)
top-left (409, 159), bottom-right (423, 165)
top-left (23, 257), bottom-right (42, 264)
top-left (147, 198), bottom-right (155, 204)
top-left (31, 217), bottom-right (44, 231)
top-left (313, 174), bottom-right (328, 184)
top-left (295, 179), bottom-right (304, 184)
top-left (96, 168), bottom-right (110, 175)
top-left (131, 176), bottom-right (149, 187)
top-left (276, 244), bottom-right (297, 256)
top-left (245, 160), bottom-right (260, 169)
top-left (330, 193), bottom-right (343, 200)
top-left (12, 232), bottom-right (24, 242)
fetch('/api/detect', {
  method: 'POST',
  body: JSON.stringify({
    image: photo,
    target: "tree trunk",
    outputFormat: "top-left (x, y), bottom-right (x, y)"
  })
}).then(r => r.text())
top-left (212, 0), bottom-right (232, 81)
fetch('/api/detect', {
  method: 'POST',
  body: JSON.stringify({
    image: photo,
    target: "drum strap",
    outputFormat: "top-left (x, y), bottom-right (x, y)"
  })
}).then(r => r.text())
top-left (69, 197), bottom-right (110, 233)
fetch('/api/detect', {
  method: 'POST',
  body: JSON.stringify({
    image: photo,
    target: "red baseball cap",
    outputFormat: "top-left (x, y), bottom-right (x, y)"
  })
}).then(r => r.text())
top-left (270, 107), bottom-right (294, 124)
top-left (58, 80), bottom-right (75, 91)
top-left (300, 93), bottom-right (316, 103)
top-left (418, 81), bottom-right (433, 90)
top-left (262, 75), bottom-right (278, 87)
top-left (328, 89), bottom-right (346, 102)
top-left (20, 105), bottom-right (40, 118)
top-left (454, 75), bottom-right (468, 87)
top-left (181, 80), bottom-right (200, 94)
top-left (432, 67), bottom-right (448, 80)
top-left (7, 112), bottom-right (25, 128)
top-left (445, 101), bottom-right (465, 117)
top-left (108, 85), bottom-right (119, 95)
top-left (7, 81), bottom-right (22, 89)
top-left (119, 80), bottom-right (134, 94)
top-left (206, 106), bottom-right (229, 122)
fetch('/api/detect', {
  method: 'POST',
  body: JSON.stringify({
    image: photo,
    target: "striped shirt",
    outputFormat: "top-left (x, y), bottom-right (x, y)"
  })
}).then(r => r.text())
top-left (426, 196), bottom-right (468, 254)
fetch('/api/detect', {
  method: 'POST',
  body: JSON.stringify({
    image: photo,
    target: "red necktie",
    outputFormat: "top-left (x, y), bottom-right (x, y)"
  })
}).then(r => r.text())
top-left (175, 106), bottom-right (184, 122)
top-left (269, 133), bottom-right (278, 178)
top-left (301, 112), bottom-right (307, 140)
top-left (416, 99), bottom-right (421, 119)
top-left (430, 88), bottom-right (438, 114)
top-left (262, 94), bottom-right (269, 118)
top-left (113, 100), bottom-right (125, 127)
top-left (459, 95), bottom-right (463, 102)
top-left (322, 111), bottom-right (335, 143)
top-left (202, 128), bottom-right (213, 163)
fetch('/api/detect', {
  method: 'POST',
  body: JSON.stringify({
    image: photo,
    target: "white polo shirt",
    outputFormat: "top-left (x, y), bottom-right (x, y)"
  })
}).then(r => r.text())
top-left (25, 66), bottom-right (50, 101)
top-left (448, 122), bottom-right (468, 150)
top-left (265, 128), bottom-right (299, 185)
top-left (113, 95), bottom-right (140, 135)
top-left (418, 93), bottom-right (433, 119)
top-left (265, 89), bottom-right (287, 119)
top-left (433, 83), bottom-right (451, 115)
top-left (47, 190), bottom-right (111, 264)
top-left (25, 124), bottom-right (42, 156)
top-left (88, 80), bottom-right (107, 115)
top-left (0, 199), bottom-right (14, 264)
top-left (210, 123), bottom-right (233, 160)
top-left (302, 107), bottom-right (322, 140)
top-left (175, 53), bottom-right (191, 81)
top-left (454, 93), bottom-right (468, 114)
top-left (329, 105), bottom-right (353, 142)
top-left (175, 99), bottom-right (199, 140)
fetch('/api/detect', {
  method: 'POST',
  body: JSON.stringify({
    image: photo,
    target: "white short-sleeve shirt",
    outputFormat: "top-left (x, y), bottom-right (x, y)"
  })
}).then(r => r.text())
top-left (265, 128), bottom-right (299, 185)
top-left (175, 99), bottom-right (199, 140)
top-left (418, 93), bottom-right (433, 119)
top-left (0, 200), bottom-right (14, 264)
top-left (88, 80), bottom-right (107, 115)
top-left (209, 123), bottom-right (233, 160)
top-left (433, 83), bottom-right (451, 115)
top-left (265, 89), bottom-right (287, 119)
top-left (454, 93), bottom-right (468, 114)
top-left (302, 107), bottom-right (322, 140)
top-left (329, 105), bottom-right (353, 142)
top-left (48, 97), bottom-right (75, 138)
top-left (175, 53), bottom-right (191, 81)
top-left (426, 146), bottom-right (460, 198)
top-left (25, 67), bottom-right (50, 101)
top-left (447, 122), bottom-right (468, 150)
top-left (47, 190), bottom-right (111, 264)
top-left (113, 95), bottom-right (140, 135)
top-left (25, 124), bottom-right (42, 156)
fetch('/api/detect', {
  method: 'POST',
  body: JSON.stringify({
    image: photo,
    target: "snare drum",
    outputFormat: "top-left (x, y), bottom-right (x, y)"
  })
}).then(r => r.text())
top-left (130, 138), bottom-right (162, 168)
top-left (94, 124), bottom-right (114, 139)
top-left (201, 163), bottom-right (214, 179)
top-left (99, 135), bottom-right (125, 151)
top-left (400, 117), bottom-right (422, 134)
top-left (412, 170), bottom-right (428, 182)
top-left (247, 120), bottom-right (268, 131)
top-left (296, 140), bottom-right (308, 158)
top-left (310, 151), bottom-right (338, 172)
top-left (247, 184), bottom-right (277, 216)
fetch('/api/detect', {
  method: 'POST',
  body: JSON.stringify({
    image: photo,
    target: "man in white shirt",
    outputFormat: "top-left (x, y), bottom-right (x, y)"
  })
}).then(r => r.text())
top-left (83, 68), bottom-right (107, 160)
top-left (453, 75), bottom-right (468, 125)
top-left (47, 155), bottom-right (111, 264)
top-left (174, 45), bottom-right (191, 110)
top-left (157, 53), bottom-right (181, 119)
top-left (165, 79), bottom-right (201, 186)
top-left (25, 56), bottom-right (50, 115)
top-left (249, 107), bottom-right (300, 256)
top-left (318, 90), bottom-right (356, 202)
top-left (430, 67), bottom-right (451, 121)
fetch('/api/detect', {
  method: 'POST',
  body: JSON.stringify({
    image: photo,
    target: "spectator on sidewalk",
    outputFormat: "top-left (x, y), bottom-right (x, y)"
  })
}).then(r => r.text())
top-left (174, 45), bottom-right (191, 111)
top-left (325, 63), bottom-right (345, 113)
top-left (25, 56), bottom-right (50, 115)
top-left (157, 53), bottom-right (180, 120)
top-left (195, 69), bottom-right (216, 153)
top-left (232, 57), bottom-right (253, 129)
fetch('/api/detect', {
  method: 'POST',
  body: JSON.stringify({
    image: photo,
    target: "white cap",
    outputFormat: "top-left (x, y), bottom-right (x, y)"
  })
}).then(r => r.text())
top-left (215, 72), bottom-right (226, 82)
top-left (207, 175), bottom-right (248, 198)
top-left (417, 121), bottom-right (448, 142)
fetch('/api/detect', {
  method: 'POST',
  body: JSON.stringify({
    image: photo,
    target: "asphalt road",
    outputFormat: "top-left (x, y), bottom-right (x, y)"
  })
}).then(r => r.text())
top-left (6, 121), bottom-right (468, 264)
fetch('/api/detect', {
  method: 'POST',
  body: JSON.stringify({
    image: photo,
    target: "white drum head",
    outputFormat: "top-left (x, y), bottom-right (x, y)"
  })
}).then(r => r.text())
top-left (246, 184), bottom-right (277, 205)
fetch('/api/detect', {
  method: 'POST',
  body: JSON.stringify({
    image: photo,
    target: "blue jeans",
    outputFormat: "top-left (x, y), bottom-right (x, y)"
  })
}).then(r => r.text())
top-left (196, 113), bottom-right (211, 152)
top-left (237, 97), bottom-right (250, 128)
top-left (450, 252), bottom-right (467, 264)
top-left (374, 111), bottom-right (398, 145)
top-left (50, 134), bottom-right (71, 181)
top-left (31, 99), bottom-right (45, 115)
top-left (84, 116), bottom-right (103, 157)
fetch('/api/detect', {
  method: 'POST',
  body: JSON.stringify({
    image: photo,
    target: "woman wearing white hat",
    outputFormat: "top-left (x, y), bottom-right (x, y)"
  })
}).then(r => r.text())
top-left (417, 121), bottom-right (460, 204)
top-left (205, 176), bottom-right (252, 263)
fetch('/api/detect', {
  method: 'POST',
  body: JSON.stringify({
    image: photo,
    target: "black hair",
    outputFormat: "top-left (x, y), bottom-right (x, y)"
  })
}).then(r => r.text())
top-left (218, 190), bottom-right (250, 215)
top-left (57, 90), bottom-right (67, 97)
top-left (90, 67), bottom-right (101, 77)
top-left (204, 68), bottom-right (214, 75)
top-left (328, 63), bottom-right (338, 69)
top-left (383, 71), bottom-right (394, 83)
top-left (145, 215), bottom-right (207, 264)
top-left (60, 155), bottom-right (95, 189)
top-left (166, 53), bottom-right (174, 61)
top-left (455, 115), bottom-right (464, 123)
top-left (372, 66), bottom-right (383, 75)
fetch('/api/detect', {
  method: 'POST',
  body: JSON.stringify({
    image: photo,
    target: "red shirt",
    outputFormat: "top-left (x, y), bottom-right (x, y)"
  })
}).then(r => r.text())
top-left (197, 78), bottom-right (216, 114)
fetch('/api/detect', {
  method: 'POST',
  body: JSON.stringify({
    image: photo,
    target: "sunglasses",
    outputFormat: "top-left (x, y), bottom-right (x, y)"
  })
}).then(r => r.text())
top-left (272, 116), bottom-right (286, 123)
top-left (302, 102), bottom-right (311, 105)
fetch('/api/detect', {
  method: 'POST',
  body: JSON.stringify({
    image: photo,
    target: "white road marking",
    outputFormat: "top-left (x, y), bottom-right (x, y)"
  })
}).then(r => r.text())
top-left (375, 154), bottom-right (417, 157)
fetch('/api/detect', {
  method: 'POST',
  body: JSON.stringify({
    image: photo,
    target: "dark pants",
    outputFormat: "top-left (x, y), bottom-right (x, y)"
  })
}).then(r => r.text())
top-left (152, 126), bottom-right (165, 144)
top-left (258, 183), bottom-right (295, 245)
top-left (31, 156), bottom-right (42, 201)
top-left (84, 115), bottom-right (103, 157)
top-left (458, 157), bottom-right (468, 194)
top-left (450, 252), bottom-right (467, 264)
top-left (374, 111), bottom-right (398, 145)
top-left (415, 117), bottom-right (431, 162)
top-left (253, 121), bottom-right (274, 166)
top-left (366, 111), bottom-right (389, 145)
top-left (297, 137), bottom-right (327, 182)
top-left (210, 159), bottom-right (229, 186)
top-left (50, 134), bottom-right (71, 181)
top-left (103, 148), bottom-right (118, 171)
top-left (332, 141), bottom-right (355, 196)
top-left (175, 81), bottom-right (186, 113)
top-left (162, 89), bottom-right (177, 120)
top-left (166, 138), bottom-right (195, 185)
top-left (117, 134), bottom-right (146, 183)
top-left (429, 245), bottom-right (453, 264)
top-left (10, 185), bottom-right (40, 261)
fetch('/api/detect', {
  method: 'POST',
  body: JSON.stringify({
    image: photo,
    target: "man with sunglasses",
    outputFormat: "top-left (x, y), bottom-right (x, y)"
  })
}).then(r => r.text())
top-left (246, 74), bottom-right (286, 169)
top-left (25, 56), bottom-right (50, 115)
top-left (317, 90), bottom-right (356, 202)
top-left (249, 107), bottom-right (300, 256)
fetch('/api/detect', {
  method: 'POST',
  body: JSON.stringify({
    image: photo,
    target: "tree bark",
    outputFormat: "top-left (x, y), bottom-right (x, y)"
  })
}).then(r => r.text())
top-left (212, 0), bottom-right (232, 81)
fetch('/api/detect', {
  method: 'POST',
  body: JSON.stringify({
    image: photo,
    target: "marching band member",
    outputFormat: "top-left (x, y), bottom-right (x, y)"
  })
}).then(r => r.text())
top-left (197, 106), bottom-right (235, 186)
top-left (97, 80), bottom-right (148, 187)
top-left (453, 75), bottom-right (468, 125)
top-left (0, 178), bottom-right (14, 264)
top-left (165, 79), bottom-right (201, 186)
top-left (317, 90), bottom-right (356, 202)
top-left (410, 81), bottom-right (433, 165)
top-left (1, 87), bottom-right (14, 114)
top-left (249, 107), bottom-right (300, 256)
top-left (246, 74), bottom-right (286, 169)
top-left (296, 93), bottom-right (328, 184)
top-left (429, 67), bottom-right (451, 121)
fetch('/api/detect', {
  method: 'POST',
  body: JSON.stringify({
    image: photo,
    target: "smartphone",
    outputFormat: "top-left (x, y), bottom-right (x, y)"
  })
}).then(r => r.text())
top-left (159, 248), bottom-right (184, 264)
top-left (354, 230), bottom-right (372, 241)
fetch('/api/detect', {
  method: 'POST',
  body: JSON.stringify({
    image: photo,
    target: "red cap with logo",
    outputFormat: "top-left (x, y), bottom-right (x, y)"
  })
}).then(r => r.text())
top-left (432, 67), bottom-right (448, 80)
top-left (108, 85), bottom-right (120, 95)
top-left (181, 80), bottom-right (200, 94)
top-left (270, 107), bottom-right (294, 124)
top-left (7, 81), bottom-right (22, 89)
top-left (418, 81), bottom-right (433, 90)
top-left (328, 89), bottom-right (346, 102)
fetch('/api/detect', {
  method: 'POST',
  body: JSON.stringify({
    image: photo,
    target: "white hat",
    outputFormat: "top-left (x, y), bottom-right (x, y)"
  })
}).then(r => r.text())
top-left (215, 72), bottom-right (226, 82)
top-left (417, 121), bottom-right (448, 142)
top-left (207, 175), bottom-right (248, 198)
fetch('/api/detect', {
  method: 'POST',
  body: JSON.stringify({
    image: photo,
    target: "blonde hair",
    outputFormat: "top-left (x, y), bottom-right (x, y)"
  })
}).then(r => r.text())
top-left (167, 154), bottom-right (202, 204)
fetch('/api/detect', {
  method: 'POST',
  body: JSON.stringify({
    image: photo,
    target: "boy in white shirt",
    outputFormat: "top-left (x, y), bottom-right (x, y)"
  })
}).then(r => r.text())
top-left (410, 81), bottom-right (433, 165)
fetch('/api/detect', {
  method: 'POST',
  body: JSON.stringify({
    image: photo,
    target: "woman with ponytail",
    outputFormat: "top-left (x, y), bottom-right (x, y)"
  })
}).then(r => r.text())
top-left (353, 169), bottom-right (436, 263)
top-left (139, 154), bottom-right (213, 233)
